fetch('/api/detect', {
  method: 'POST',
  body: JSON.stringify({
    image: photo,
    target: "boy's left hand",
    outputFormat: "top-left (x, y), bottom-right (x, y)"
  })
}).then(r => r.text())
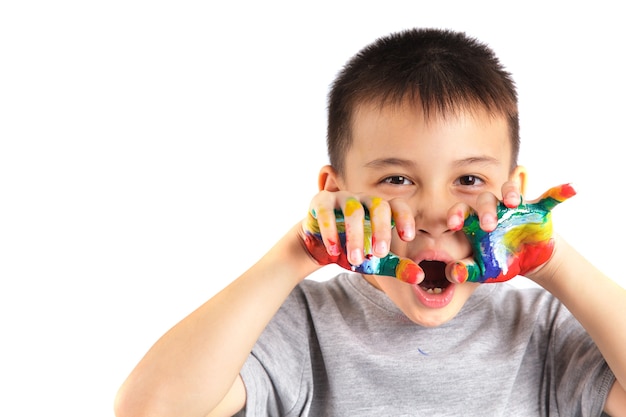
top-left (448, 184), bottom-right (576, 284)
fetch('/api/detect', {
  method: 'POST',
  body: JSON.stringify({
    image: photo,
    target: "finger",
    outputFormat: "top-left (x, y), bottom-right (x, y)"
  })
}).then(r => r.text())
top-left (354, 251), bottom-right (424, 284)
top-left (447, 202), bottom-right (471, 231)
top-left (474, 192), bottom-right (499, 232)
top-left (395, 258), bottom-right (424, 284)
top-left (531, 183), bottom-right (577, 210)
top-left (340, 196), bottom-right (365, 265)
top-left (307, 191), bottom-right (345, 257)
top-left (380, 253), bottom-right (424, 284)
top-left (364, 196), bottom-right (392, 257)
top-left (445, 259), bottom-right (483, 284)
top-left (501, 179), bottom-right (523, 208)
top-left (388, 198), bottom-right (415, 241)
top-left (305, 207), bottom-right (341, 258)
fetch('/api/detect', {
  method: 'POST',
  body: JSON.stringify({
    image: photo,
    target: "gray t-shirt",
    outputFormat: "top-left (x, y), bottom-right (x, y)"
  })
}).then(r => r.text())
top-left (237, 273), bottom-right (615, 416)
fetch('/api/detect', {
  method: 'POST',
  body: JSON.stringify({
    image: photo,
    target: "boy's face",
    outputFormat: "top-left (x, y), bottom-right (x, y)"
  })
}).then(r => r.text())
top-left (324, 101), bottom-right (524, 327)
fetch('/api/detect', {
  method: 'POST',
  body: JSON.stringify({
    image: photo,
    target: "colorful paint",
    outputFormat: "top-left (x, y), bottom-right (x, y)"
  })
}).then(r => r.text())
top-left (303, 183), bottom-right (575, 285)
top-left (458, 183), bottom-right (576, 283)
top-left (303, 207), bottom-right (420, 284)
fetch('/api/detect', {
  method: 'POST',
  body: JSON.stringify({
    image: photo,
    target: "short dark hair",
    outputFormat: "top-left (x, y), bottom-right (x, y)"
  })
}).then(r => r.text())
top-left (327, 28), bottom-right (519, 175)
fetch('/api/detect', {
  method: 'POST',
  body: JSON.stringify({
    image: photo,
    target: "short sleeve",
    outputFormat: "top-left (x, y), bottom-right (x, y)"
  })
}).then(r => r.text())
top-left (542, 306), bottom-right (615, 415)
top-left (236, 286), bottom-right (314, 416)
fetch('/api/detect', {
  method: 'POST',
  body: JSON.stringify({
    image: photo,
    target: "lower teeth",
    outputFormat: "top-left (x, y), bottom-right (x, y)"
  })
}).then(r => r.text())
top-left (424, 287), bottom-right (443, 294)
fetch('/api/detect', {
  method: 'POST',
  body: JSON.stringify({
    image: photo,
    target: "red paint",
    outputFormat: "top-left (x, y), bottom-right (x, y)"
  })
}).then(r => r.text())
top-left (451, 262), bottom-right (469, 283)
top-left (556, 183), bottom-right (576, 200)
top-left (397, 261), bottom-right (421, 284)
top-left (327, 238), bottom-right (341, 256)
top-left (518, 240), bottom-right (555, 274)
top-left (303, 233), bottom-right (351, 270)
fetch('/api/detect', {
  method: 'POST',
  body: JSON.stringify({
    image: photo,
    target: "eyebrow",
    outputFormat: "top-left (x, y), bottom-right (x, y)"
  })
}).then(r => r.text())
top-left (451, 156), bottom-right (501, 168)
top-left (364, 158), bottom-right (417, 169)
top-left (364, 156), bottom-right (501, 169)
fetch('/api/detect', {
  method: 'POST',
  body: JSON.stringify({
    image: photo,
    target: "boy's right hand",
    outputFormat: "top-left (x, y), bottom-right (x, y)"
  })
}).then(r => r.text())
top-left (300, 192), bottom-right (423, 284)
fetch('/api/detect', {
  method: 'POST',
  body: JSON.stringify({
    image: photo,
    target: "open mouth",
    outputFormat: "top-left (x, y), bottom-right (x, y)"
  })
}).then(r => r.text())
top-left (418, 260), bottom-right (451, 294)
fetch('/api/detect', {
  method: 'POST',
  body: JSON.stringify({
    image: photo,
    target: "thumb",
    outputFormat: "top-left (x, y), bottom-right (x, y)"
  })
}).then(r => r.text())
top-left (446, 260), bottom-right (483, 284)
top-left (355, 251), bottom-right (424, 284)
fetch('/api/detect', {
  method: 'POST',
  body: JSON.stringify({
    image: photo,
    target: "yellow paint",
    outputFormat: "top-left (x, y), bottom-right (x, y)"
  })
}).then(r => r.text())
top-left (344, 198), bottom-right (362, 217)
top-left (502, 218), bottom-right (552, 249)
top-left (370, 197), bottom-right (383, 212)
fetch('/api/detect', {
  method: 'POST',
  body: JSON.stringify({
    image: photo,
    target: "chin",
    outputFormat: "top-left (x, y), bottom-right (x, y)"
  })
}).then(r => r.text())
top-left (404, 305), bottom-right (463, 328)
top-left (374, 275), bottom-right (479, 328)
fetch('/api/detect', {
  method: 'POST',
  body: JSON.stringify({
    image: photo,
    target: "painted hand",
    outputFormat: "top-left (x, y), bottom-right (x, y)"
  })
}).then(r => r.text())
top-left (452, 184), bottom-right (576, 283)
top-left (302, 207), bottom-right (422, 284)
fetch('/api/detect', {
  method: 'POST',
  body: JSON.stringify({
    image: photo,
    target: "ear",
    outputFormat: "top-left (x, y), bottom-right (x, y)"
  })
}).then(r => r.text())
top-left (510, 165), bottom-right (527, 196)
top-left (318, 165), bottom-right (342, 191)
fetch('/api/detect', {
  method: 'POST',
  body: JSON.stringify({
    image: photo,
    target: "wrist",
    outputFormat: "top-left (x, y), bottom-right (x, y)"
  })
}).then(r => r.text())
top-left (263, 222), bottom-right (325, 286)
top-left (525, 234), bottom-right (568, 290)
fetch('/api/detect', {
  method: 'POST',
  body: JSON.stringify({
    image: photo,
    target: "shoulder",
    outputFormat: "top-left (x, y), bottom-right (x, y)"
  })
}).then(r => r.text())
top-left (477, 282), bottom-right (562, 311)
top-left (291, 271), bottom-right (364, 301)
top-left (297, 272), bottom-right (397, 313)
top-left (250, 273), bottom-right (368, 366)
top-left (292, 272), bottom-right (370, 312)
top-left (462, 282), bottom-right (570, 332)
top-left (268, 272), bottom-right (362, 322)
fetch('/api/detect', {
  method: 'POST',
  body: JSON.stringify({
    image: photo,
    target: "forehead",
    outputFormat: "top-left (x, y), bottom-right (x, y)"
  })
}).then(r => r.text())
top-left (352, 98), bottom-right (509, 133)
top-left (347, 100), bottom-right (512, 168)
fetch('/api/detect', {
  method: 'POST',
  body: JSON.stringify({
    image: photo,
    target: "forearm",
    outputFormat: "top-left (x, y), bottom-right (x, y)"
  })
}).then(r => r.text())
top-left (115, 223), bottom-right (320, 417)
top-left (531, 236), bottom-right (626, 390)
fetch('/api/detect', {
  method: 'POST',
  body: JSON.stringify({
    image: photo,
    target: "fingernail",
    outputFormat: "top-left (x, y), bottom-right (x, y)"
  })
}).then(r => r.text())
top-left (328, 239), bottom-right (341, 256)
top-left (504, 192), bottom-right (519, 208)
top-left (449, 214), bottom-right (463, 230)
top-left (374, 240), bottom-right (387, 255)
top-left (350, 249), bottom-right (363, 265)
top-left (398, 228), bottom-right (414, 240)
top-left (481, 213), bottom-right (497, 230)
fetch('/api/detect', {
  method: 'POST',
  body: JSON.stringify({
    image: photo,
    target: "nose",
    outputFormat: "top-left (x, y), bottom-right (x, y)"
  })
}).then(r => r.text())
top-left (413, 190), bottom-right (454, 238)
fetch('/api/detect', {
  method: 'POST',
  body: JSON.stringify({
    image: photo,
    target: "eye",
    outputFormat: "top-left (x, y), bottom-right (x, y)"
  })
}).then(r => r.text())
top-left (382, 175), bottom-right (413, 185)
top-left (456, 175), bottom-right (484, 186)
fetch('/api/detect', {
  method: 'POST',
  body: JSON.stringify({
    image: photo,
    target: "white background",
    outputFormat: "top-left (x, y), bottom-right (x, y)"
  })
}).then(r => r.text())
top-left (1, 1), bottom-right (624, 415)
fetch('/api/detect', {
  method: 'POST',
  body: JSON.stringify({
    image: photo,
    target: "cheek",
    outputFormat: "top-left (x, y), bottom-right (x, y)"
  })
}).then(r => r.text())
top-left (455, 183), bottom-right (507, 207)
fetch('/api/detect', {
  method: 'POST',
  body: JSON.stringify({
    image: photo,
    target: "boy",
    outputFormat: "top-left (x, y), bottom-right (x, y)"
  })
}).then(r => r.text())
top-left (115, 28), bottom-right (626, 416)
